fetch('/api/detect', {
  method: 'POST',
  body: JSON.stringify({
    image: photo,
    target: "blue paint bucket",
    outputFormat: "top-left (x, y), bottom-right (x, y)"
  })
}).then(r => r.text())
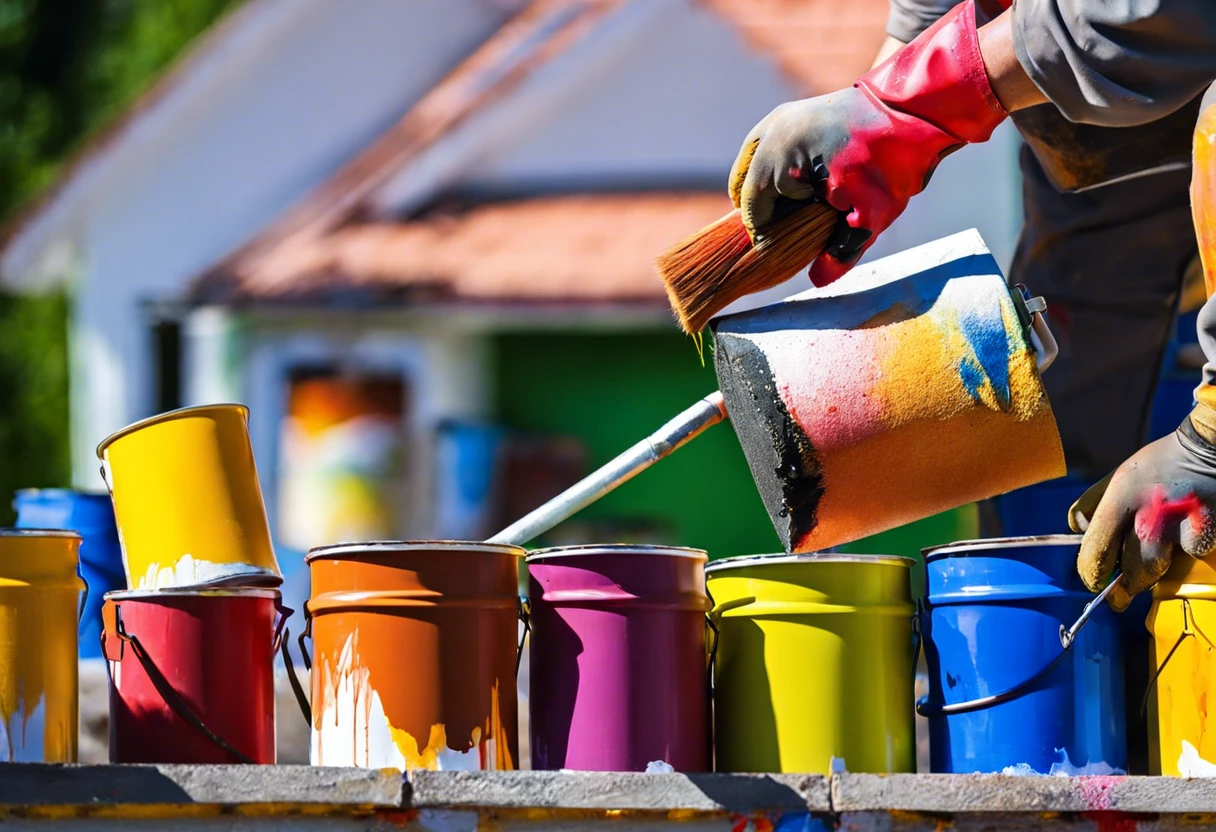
top-left (434, 420), bottom-right (504, 539)
top-left (919, 535), bottom-right (1127, 774)
top-left (13, 489), bottom-right (124, 659)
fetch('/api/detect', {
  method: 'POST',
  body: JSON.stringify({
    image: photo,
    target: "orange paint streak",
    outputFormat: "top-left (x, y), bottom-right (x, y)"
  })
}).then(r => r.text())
top-left (1192, 103), bottom-right (1216, 298)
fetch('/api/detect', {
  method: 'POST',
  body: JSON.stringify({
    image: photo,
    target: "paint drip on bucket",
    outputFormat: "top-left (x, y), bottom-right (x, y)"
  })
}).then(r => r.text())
top-left (0, 530), bottom-right (84, 763)
top-left (311, 631), bottom-right (512, 771)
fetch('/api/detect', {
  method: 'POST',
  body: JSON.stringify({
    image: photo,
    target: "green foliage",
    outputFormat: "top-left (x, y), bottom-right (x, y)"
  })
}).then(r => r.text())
top-left (0, 291), bottom-right (69, 523)
top-left (0, 0), bottom-right (239, 517)
top-left (0, 0), bottom-right (241, 220)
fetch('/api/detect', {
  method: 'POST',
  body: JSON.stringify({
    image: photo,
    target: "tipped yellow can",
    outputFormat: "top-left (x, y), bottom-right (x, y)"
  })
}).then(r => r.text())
top-left (1147, 553), bottom-right (1216, 776)
top-left (97, 404), bottom-right (281, 590)
top-left (0, 529), bottom-right (85, 762)
top-left (707, 554), bottom-right (916, 774)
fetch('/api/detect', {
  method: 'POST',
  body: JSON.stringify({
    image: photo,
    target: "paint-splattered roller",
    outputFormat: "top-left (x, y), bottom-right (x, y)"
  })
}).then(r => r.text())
top-left (713, 230), bottom-right (1065, 553)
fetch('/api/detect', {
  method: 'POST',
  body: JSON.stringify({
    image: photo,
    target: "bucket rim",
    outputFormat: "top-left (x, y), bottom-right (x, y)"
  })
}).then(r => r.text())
top-left (13, 488), bottom-right (110, 501)
top-left (923, 534), bottom-right (1081, 560)
top-left (96, 403), bottom-right (250, 458)
top-left (527, 543), bottom-right (707, 563)
top-left (705, 552), bottom-right (915, 574)
top-left (306, 539), bottom-right (525, 561)
top-left (0, 528), bottom-right (82, 540)
top-left (104, 587), bottom-right (282, 601)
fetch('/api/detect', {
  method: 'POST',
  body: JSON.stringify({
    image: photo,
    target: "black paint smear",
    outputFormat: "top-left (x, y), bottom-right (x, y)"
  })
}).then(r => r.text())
top-left (713, 331), bottom-right (825, 552)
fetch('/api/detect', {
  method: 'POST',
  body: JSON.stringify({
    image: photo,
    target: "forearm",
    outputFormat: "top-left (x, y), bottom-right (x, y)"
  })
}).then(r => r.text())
top-left (871, 35), bottom-right (905, 70)
top-left (878, 7), bottom-right (1044, 113)
top-left (977, 10), bottom-right (1047, 113)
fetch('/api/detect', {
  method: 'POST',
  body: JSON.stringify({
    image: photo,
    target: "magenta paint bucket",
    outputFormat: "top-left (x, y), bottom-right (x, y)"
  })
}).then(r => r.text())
top-left (527, 544), bottom-right (711, 772)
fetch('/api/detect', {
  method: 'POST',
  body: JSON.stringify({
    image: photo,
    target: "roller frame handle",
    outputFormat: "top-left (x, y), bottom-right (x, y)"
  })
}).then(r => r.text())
top-left (489, 392), bottom-right (729, 546)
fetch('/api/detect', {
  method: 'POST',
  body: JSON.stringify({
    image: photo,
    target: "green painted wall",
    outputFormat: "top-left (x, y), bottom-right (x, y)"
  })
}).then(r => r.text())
top-left (492, 331), bottom-right (779, 558)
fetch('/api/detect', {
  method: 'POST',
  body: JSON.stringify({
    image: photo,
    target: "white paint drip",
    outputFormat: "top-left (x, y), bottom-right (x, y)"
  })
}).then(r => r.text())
top-left (1178, 741), bottom-right (1216, 777)
top-left (1000, 748), bottom-right (1125, 776)
top-left (311, 633), bottom-right (406, 769)
top-left (138, 554), bottom-right (269, 590)
top-left (312, 632), bottom-right (492, 771)
top-left (0, 695), bottom-right (45, 762)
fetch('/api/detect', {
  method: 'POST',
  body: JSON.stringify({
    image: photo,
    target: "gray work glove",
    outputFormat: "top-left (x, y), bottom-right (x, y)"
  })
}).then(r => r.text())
top-left (1070, 405), bottom-right (1216, 611)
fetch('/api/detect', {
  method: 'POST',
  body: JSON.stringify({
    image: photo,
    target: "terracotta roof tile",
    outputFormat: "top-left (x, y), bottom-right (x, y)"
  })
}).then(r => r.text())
top-left (191, 192), bottom-right (733, 305)
top-left (702, 0), bottom-right (889, 93)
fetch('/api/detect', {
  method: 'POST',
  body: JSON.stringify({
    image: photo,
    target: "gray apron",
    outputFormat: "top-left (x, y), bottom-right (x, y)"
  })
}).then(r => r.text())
top-left (1013, 95), bottom-right (1203, 193)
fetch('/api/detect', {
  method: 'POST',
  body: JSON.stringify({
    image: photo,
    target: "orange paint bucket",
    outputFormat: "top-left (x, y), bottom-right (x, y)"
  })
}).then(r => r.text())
top-left (302, 541), bottom-right (524, 770)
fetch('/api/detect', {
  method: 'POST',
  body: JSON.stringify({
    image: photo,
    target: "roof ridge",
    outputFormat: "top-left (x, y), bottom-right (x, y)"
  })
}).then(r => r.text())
top-left (207, 0), bottom-right (625, 288)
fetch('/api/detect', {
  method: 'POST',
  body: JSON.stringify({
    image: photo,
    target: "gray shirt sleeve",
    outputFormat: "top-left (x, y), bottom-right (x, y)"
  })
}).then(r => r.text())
top-left (886, 0), bottom-right (959, 43)
top-left (1013, 0), bottom-right (1216, 127)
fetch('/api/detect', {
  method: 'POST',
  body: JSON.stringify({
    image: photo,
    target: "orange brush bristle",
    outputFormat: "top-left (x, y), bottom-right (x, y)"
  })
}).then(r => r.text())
top-left (657, 203), bottom-right (838, 334)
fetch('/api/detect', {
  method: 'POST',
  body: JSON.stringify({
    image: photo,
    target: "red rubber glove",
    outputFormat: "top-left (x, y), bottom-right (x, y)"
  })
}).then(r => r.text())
top-left (728, 0), bottom-right (1007, 287)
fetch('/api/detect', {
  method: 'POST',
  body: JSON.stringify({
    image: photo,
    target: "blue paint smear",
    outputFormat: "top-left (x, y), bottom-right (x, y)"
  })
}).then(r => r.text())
top-left (774, 814), bottom-right (831, 832)
top-left (959, 356), bottom-right (986, 402)
top-left (956, 298), bottom-right (1010, 409)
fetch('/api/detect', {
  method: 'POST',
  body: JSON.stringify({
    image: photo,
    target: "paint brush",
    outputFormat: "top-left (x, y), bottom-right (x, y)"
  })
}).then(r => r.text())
top-left (657, 202), bottom-right (838, 335)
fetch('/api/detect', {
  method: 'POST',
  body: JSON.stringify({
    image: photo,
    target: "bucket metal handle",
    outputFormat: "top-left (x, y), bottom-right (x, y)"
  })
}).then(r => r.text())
top-left (706, 593), bottom-right (754, 690)
top-left (1013, 285), bottom-right (1058, 373)
top-left (282, 596), bottom-right (531, 730)
top-left (101, 599), bottom-right (257, 764)
top-left (915, 576), bottom-right (1119, 718)
top-left (708, 595), bottom-right (757, 621)
top-left (516, 597), bottom-right (530, 677)
top-left (77, 559), bottom-right (89, 626)
top-left (1139, 597), bottom-right (1212, 717)
top-left (281, 601), bottom-right (313, 728)
top-left (1059, 576), bottom-right (1121, 649)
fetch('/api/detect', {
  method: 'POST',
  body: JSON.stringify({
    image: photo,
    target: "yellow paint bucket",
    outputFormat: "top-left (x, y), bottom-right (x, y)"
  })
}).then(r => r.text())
top-left (0, 529), bottom-right (85, 761)
top-left (97, 404), bottom-right (281, 590)
top-left (707, 554), bottom-right (916, 774)
top-left (1146, 553), bottom-right (1216, 776)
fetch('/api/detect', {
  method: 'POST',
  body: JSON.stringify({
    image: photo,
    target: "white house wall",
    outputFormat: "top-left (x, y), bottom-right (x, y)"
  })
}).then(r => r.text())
top-left (447, 0), bottom-right (800, 190)
top-left (14, 0), bottom-right (518, 486)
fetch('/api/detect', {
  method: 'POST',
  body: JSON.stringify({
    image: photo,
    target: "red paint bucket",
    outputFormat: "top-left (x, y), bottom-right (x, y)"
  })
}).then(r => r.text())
top-left (102, 588), bottom-right (285, 764)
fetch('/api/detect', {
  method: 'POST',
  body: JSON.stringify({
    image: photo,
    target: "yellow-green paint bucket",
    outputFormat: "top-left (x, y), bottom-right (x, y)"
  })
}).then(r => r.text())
top-left (707, 553), bottom-right (916, 774)
top-left (0, 529), bottom-right (85, 761)
top-left (1146, 552), bottom-right (1216, 776)
top-left (97, 404), bottom-right (281, 590)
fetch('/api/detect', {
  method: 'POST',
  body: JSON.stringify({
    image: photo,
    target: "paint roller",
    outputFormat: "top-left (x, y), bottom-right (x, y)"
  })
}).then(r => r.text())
top-left (491, 231), bottom-right (1063, 550)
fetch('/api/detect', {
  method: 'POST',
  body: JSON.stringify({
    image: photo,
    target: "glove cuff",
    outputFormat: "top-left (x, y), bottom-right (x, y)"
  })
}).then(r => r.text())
top-left (857, 0), bottom-right (1008, 145)
top-left (1184, 402), bottom-right (1216, 450)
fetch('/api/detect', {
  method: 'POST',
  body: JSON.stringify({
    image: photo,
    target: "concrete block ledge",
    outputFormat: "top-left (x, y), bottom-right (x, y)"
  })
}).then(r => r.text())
top-left (408, 771), bottom-right (830, 812)
top-left (0, 767), bottom-right (1212, 824)
top-left (0, 765), bottom-right (405, 809)
top-left (832, 772), bottom-right (1216, 814)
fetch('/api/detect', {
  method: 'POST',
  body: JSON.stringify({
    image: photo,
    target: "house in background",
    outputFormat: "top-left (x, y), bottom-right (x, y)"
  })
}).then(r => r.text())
top-left (0, 0), bottom-right (1021, 596)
